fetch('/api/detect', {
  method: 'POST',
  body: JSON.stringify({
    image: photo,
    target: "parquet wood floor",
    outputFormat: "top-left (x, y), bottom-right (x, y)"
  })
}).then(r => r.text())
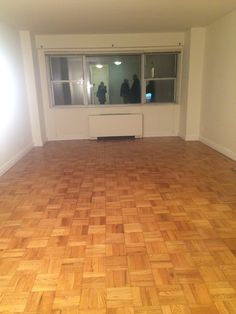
top-left (0, 137), bottom-right (236, 313)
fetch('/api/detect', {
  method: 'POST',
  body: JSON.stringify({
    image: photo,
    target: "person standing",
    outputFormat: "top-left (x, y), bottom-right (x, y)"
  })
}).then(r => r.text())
top-left (96, 81), bottom-right (107, 104)
top-left (131, 74), bottom-right (141, 103)
top-left (120, 79), bottom-right (130, 104)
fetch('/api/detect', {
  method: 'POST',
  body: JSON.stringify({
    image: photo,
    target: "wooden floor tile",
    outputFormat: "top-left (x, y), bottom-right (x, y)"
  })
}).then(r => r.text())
top-left (161, 304), bottom-right (191, 314)
top-left (157, 284), bottom-right (186, 305)
top-left (0, 292), bottom-right (29, 312)
top-left (106, 256), bottom-right (128, 270)
top-left (206, 281), bottom-right (236, 301)
top-left (56, 271), bottom-right (83, 291)
top-left (130, 270), bottom-right (155, 287)
top-left (106, 243), bottom-right (126, 256)
top-left (107, 287), bottom-right (133, 308)
top-left (6, 271), bottom-right (36, 292)
top-left (53, 290), bottom-right (81, 310)
top-left (181, 283), bottom-right (212, 305)
top-left (80, 288), bottom-right (106, 309)
top-left (215, 298), bottom-right (236, 313)
top-left (132, 286), bottom-right (160, 306)
top-left (152, 268), bottom-right (177, 285)
top-left (82, 272), bottom-right (106, 288)
top-left (32, 274), bottom-right (58, 292)
top-left (134, 306), bottom-right (163, 314)
top-left (128, 255), bottom-right (150, 271)
top-left (107, 307), bottom-right (134, 314)
top-left (106, 270), bottom-right (130, 287)
top-left (25, 291), bottom-right (55, 312)
top-left (189, 304), bottom-right (219, 314)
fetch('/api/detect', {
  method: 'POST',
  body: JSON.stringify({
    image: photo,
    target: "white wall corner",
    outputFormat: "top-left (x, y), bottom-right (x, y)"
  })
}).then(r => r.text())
top-left (200, 10), bottom-right (236, 162)
top-left (178, 132), bottom-right (199, 141)
top-left (20, 30), bottom-right (43, 147)
top-left (177, 132), bottom-right (186, 140)
top-left (0, 143), bottom-right (33, 176)
top-left (185, 135), bottom-right (199, 141)
top-left (199, 136), bottom-right (236, 161)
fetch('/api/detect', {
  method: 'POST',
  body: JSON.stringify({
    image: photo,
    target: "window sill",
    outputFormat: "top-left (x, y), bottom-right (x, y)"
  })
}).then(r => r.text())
top-left (50, 103), bottom-right (179, 109)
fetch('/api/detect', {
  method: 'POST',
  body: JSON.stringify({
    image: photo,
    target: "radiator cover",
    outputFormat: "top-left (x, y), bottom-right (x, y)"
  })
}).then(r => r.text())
top-left (88, 113), bottom-right (143, 139)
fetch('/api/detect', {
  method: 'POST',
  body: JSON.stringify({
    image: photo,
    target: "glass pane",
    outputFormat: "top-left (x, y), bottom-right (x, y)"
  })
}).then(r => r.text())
top-left (52, 82), bottom-right (84, 105)
top-left (145, 79), bottom-right (175, 103)
top-left (145, 53), bottom-right (177, 79)
top-left (50, 56), bottom-right (83, 81)
top-left (86, 55), bottom-right (141, 105)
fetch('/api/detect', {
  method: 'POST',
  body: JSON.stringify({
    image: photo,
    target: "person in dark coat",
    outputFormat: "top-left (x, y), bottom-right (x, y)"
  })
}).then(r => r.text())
top-left (96, 81), bottom-right (107, 104)
top-left (131, 74), bottom-right (141, 103)
top-left (120, 79), bottom-right (130, 104)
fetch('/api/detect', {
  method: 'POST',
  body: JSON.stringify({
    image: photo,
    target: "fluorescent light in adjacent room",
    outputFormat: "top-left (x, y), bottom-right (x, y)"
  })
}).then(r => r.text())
top-left (114, 61), bottom-right (122, 65)
top-left (96, 64), bottom-right (103, 69)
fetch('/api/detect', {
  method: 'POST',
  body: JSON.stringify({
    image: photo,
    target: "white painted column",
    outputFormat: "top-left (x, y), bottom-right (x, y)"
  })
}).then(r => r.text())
top-left (179, 30), bottom-right (190, 139)
top-left (185, 27), bottom-right (206, 141)
top-left (20, 31), bottom-right (43, 146)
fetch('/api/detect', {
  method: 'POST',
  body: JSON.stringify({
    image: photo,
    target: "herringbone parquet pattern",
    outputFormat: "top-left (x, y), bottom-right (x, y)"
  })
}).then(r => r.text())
top-left (0, 137), bottom-right (236, 313)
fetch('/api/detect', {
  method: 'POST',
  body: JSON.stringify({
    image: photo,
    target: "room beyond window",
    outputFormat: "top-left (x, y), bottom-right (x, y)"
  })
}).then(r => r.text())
top-left (47, 52), bottom-right (180, 106)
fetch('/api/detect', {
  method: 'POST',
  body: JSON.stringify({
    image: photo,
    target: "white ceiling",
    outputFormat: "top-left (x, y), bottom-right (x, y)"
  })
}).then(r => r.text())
top-left (0, 0), bottom-right (236, 34)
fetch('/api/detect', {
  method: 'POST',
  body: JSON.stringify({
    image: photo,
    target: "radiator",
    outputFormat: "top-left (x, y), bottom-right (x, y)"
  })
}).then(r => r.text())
top-left (88, 113), bottom-right (143, 139)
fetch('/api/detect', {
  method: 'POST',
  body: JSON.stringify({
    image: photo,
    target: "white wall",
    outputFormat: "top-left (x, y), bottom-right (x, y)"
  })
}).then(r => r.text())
top-left (200, 10), bottom-right (236, 161)
top-left (0, 24), bottom-right (33, 175)
top-left (38, 104), bottom-right (179, 140)
top-left (36, 32), bottom-right (184, 140)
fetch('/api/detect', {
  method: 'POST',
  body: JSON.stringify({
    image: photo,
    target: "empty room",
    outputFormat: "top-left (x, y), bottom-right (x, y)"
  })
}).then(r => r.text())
top-left (0, 0), bottom-right (236, 313)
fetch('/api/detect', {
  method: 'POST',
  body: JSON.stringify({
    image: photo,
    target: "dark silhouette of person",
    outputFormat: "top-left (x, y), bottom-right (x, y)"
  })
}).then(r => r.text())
top-left (120, 79), bottom-right (130, 104)
top-left (96, 81), bottom-right (107, 104)
top-left (131, 74), bottom-right (141, 103)
top-left (146, 80), bottom-right (155, 102)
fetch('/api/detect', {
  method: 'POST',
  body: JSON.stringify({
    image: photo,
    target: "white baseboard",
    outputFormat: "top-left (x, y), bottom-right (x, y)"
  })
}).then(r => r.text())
top-left (178, 134), bottom-right (199, 141)
top-left (49, 135), bottom-right (88, 141)
top-left (177, 133), bottom-right (199, 141)
top-left (49, 132), bottom-right (179, 141)
top-left (184, 135), bottom-right (199, 141)
top-left (0, 143), bottom-right (33, 176)
top-left (178, 133), bottom-right (185, 140)
top-left (144, 132), bottom-right (178, 138)
top-left (199, 136), bottom-right (236, 161)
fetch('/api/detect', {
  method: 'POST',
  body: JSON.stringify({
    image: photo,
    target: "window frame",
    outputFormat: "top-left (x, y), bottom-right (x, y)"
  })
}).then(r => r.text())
top-left (144, 52), bottom-right (178, 103)
top-left (48, 55), bottom-right (87, 106)
top-left (45, 49), bottom-right (182, 108)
